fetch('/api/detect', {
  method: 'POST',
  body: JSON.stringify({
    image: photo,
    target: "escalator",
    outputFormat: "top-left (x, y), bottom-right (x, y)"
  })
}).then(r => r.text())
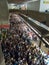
top-left (19, 13), bottom-right (49, 47)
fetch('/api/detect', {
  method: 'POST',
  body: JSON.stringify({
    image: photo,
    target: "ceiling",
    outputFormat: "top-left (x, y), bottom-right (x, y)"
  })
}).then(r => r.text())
top-left (7, 0), bottom-right (31, 4)
top-left (7, 0), bottom-right (39, 4)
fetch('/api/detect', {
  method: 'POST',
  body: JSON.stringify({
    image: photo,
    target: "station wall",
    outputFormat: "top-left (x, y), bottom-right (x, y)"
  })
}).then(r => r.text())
top-left (27, 0), bottom-right (40, 11)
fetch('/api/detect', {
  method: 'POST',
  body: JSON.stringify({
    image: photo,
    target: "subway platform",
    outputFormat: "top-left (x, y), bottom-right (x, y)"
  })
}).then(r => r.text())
top-left (0, 13), bottom-right (49, 65)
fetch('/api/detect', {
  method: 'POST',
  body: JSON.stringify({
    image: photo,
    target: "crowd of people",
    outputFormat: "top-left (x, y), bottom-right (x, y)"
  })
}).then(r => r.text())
top-left (1, 13), bottom-right (46, 65)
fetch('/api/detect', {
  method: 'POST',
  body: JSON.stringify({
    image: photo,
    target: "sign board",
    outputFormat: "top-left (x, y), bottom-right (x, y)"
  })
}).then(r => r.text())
top-left (39, 0), bottom-right (49, 12)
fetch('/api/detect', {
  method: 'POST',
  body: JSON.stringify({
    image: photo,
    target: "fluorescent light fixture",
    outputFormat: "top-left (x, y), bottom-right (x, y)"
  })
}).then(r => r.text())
top-left (24, 0), bottom-right (39, 4)
top-left (8, 3), bottom-right (16, 6)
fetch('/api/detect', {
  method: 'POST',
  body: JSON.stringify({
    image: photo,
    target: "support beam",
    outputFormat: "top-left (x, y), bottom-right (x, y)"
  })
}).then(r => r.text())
top-left (0, 0), bottom-right (9, 28)
top-left (0, 0), bottom-right (9, 65)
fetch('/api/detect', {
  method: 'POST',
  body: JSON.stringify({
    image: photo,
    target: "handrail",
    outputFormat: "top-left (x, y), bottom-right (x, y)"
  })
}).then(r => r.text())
top-left (20, 14), bottom-right (49, 31)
